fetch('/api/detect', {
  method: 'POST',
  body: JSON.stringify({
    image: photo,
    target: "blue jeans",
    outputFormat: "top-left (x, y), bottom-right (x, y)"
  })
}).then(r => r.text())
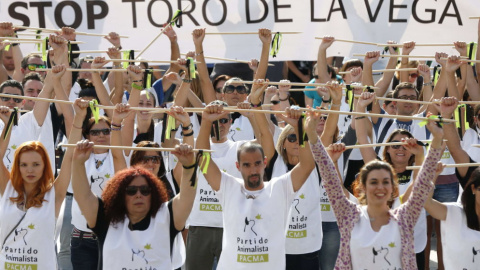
top-left (319, 222), bottom-right (340, 270)
top-left (57, 195), bottom-right (74, 270)
top-left (433, 182), bottom-right (459, 203)
top-left (286, 250), bottom-right (320, 270)
top-left (71, 234), bottom-right (99, 270)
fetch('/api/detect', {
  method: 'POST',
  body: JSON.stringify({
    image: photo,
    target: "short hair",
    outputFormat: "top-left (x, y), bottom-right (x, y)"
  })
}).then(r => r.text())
top-left (130, 141), bottom-right (166, 179)
top-left (474, 104), bottom-right (480, 117)
top-left (20, 54), bottom-right (43, 70)
top-left (0, 80), bottom-right (24, 95)
top-left (384, 91), bottom-right (394, 106)
top-left (208, 100), bottom-right (231, 119)
top-left (78, 56), bottom-right (94, 68)
top-left (82, 116), bottom-right (112, 138)
top-left (223, 77), bottom-right (250, 94)
top-left (213, 75), bottom-right (232, 93)
top-left (237, 141), bottom-right (265, 162)
top-left (461, 168), bottom-right (480, 230)
top-left (22, 72), bottom-right (43, 86)
top-left (393, 82), bottom-right (418, 99)
top-left (340, 59), bottom-right (363, 72)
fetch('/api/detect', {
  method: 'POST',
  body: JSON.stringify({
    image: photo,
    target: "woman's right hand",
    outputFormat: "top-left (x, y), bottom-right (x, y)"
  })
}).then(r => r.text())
top-left (425, 112), bottom-right (444, 148)
top-left (167, 106), bottom-right (191, 126)
top-left (112, 103), bottom-right (132, 124)
top-left (73, 98), bottom-right (90, 120)
top-left (327, 143), bottom-right (346, 163)
top-left (73, 140), bottom-right (94, 163)
top-left (0, 106), bottom-right (11, 125)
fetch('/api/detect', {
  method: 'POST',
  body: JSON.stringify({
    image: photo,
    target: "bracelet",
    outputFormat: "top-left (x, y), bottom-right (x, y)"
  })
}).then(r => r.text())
top-left (355, 116), bottom-right (366, 120)
top-left (182, 78), bottom-right (192, 83)
top-left (72, 124), bottom-right (82, 129)
top-left (182, 163), bottom-right (197, 169)
top-left (279, 94), bottom-right (290, 101)
top-left (117, 46), bottom-right (123, 50)
top-left (196, 51), bottom-right (203, 56)
top-left (171, 127), bottom-right (179, 132)
top-left (250, 102), bottom-right (262, 108)
top-left (131, 83), bottom-right (143, 90)
top-left (330, 103), bottom-right (341, 108)
top-left (322, 97), bottom-right (332, 103)
top-left (183, 130), bottom-right (194, 137)
top-left (181, 123), bottom-right (193, 131)
top-left (111, 125), bottom-right (122, 131)
top-left (111, 123), bottom-right (122, 128)
top-left (423, 82), bottom-right (433, 87)
top-left (112, 64), bottom-right (122, 68)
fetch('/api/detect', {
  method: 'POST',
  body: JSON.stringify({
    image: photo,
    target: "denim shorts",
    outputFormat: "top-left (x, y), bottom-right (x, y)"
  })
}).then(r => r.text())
top-left (432, 182), bottom-right (459, 203)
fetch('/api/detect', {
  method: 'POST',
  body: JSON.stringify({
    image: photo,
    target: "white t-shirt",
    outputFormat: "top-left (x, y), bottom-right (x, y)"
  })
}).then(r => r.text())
top-left (462, 128), bottom-right (480, 162)
top-left (229, 115), bottom-right (254, 142)
top-left (216, 172), bottom-right (295, 270)
top-left (441, 203), bottom-right (480, 270)
top-left (71, 152), bottom-right (115, 232)
top-left (0, 182), bottom-right (57, 269)
top-left (103, 202), bottom-right (175, 270)
top-left (350, 206), bottom-right (402, 269)
top-left (186, 140), bottom-right (246, 228)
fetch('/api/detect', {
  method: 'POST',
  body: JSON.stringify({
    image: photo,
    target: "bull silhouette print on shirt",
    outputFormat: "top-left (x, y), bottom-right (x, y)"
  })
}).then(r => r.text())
top-left (131, 249), bottom-right (148, 264)
top-left (473, 246), bottom-right (480, 262)
top-left (372, 246), bottom-right (391, 266)
top-left (90, 175), bottom-right (105, 191)
top-left (244, 214), bottom-right (262, 236)
top-left (14, 228), bottom-right (28, 245)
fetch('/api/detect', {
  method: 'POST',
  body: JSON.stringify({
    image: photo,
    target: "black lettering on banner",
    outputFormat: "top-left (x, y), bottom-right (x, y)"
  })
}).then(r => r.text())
top-left (8, 2), bottom-right (30, 27)
top-left (148, 0), bottom-right (172, 27)
top-left (389, 0), bottom-right (407, 23)
top-left (327, 0), bottom-right (347, 21)
top-left (364, 0), bottom-right (384, 22)
top-left (30, 2), bottom-right (53, 28)
top-left (412, 0), bottom-right (435, 24)
top-left (178, 0), bottom-right (200, 26)
top-left (123, 0), bottom-right (145, 28)
top-left (273, 0), bottom-right (292, 23)
top-left (246, 0), bottom-right (269, 24)
top-left (55, 1), bottom-right (82, 28)
top-left (86, 1), bottom-right (109, 29)
top-left (439, 0), bottom-right (462, 26)
top-left (202, 0), bottom-right (227, 26)
top-left (310, 0), bottom-right (326, 22)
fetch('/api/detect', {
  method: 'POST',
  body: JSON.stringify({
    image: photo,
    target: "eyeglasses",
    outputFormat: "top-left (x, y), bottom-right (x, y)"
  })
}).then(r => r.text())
top-left (141, 155), bottom-right (161, 164)
top-left (215, 87), bottom-right (223, 93)
top-left (271, 100), bottom-right (280, 105)
top-left (286, 133), bottom-right (297, 143)
top-left (125, 185), bottom-right (152, 196)
top-left (224, 85), bottom-right (247, 94)
top-left (218, 118), bottom-right (230, 124)
top-left (319, 116), bottom-right (328, 121)
top-left (27, 64), bottom-right (46, 71)
top-left (0, 96), bottom-right (22, 103)
top-left (390, 140), bottom-right (406, 150)
top-left (89, 128), bottom-right (111, 136)
top-left (408, 73), bottom-right (418, 79)
top-left (313, 75), bottom-right (319, 79)
top-left (397, 95), bottom-right (417, 101)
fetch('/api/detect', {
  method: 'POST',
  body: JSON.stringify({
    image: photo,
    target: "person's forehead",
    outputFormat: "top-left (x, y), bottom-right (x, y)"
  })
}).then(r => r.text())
top-left (239, 149), bottom-right (263, 162)
top-left (398, 88), bottom-right (416, 95)
top-left (27, 57), bottom-right (44, 65)
top-left (24, 80), bottom-right (43, 90)
top-left (80, 62), bottom-right (92, 68)
top-left (2, 86), bottom-right (22, 94)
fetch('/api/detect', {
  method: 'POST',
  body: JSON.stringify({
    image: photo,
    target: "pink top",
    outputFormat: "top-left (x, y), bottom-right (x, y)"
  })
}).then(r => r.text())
top-left (310, 140), bottom-right (442, 270)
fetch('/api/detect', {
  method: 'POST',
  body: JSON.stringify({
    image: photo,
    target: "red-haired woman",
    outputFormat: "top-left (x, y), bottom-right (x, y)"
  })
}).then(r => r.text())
top-left (0, 103), bottom-right (78, 268)
top-left (71, 139), bottom-right (197, 269)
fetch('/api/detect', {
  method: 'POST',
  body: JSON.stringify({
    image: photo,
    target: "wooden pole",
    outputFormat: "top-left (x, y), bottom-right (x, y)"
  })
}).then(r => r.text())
top-left (407, 163), bottom-right (480, 170)
top-left (206, 32), bottom-right (302, 35)
top-left (377, 43), bottom-right (453, 47)
top-left (58, 144), bottom-right (213, 152)
top-left (179, 53), bottom-right (274, 66)
top-left (13, 26), bottom-right (129, 38)
top-left (314, 37), bottom-right (377, 46)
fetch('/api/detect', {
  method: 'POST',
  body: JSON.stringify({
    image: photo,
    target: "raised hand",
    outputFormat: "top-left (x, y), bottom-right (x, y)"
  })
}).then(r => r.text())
top-left (171, 144), bottom-right (195, 167)
top-left (320, 36), bottom-right (335, 50)
top-left (435, 52), bottom-right (449, 67)
top-left (112, 103), bottom-right (132, 124)
top-left (425, 112), bottom-right (444, 141)
top-left (91, 57), bottom-right (108, 69)
top-left (163, 24), bottom-right (177, 42)
top-left (249, 79), bottom-right (268, 104)
top-left (280, 106), bottom-right (303, 128)
top-left (0, 22), bottom-right (15, 37)
top-left (55, 27), bottom-right (76, 41)
top-left (202, 103), bottom-right (229, 123)
top-left (127, 65), bottom-right (143, 82)
top-left (316, 86), bottom-right (330, 102)
top-left (438, 96), bottom-right (458, 118)
top-left (402, 41), bottom-right (416, 55)
top-left (258, 28), bottom-right (272, 44)
top-left (248, 59), bottom-right (259, 73)
top-left (350, 67), bottom-right (363, 83)
top-left (364, 51), bottom-right (380, 65)
top-left (327, 143), bottom-right (346, 163)
top-left (106, 46), bottom-right (121, 60)
top-left (49, 34), bottom-right (68, 58)
top-left (445, 55), bottom-right (465, 73)
top-left (163, 72), bottom-right (182, 85)
top-left (402, 137), bottom-right (423, 156)
top-left (192, 28), bottom-right (205, 45)
top-left (417, 64), bottom-right (431, 82)
top-left (104, 32), bottom-right (121, 49)
top-left (0, 106), bottom-right (12, 124)
top-left (51, 64), bottom-right (67, 80)
top-left (327, 81), bottom-right (343, 103)
top-left (73, 98), bottom-right (91, 120)
top-left (356, 91), bottom-right (375, 111)
top-left (167, 106), bottom-right (191, 126)
top-left (73, 140), bottom-right (94, 163)
top-left (454, 41), bottom-right (467, 56)
top-left (386, 41), bottom-right (399, 55)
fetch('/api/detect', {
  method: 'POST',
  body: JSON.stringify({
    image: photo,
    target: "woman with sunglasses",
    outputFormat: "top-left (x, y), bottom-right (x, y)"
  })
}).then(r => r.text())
top-left (0, 98), bottom-right (78, 269)
top-left (355, 92), bottom-right (430, 268)
top-left (71, 137), bottom-right (198, 269)
top-left (310, 108), bottom-right (444, 269)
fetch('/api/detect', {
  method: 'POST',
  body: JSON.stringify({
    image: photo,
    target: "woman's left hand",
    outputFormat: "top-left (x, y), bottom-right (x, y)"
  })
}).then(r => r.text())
top-left (167, 106), bottom-right (191, 126)
top-left (172, 143), bottom-right (195, 167)
top-left (73, 140), bottom-right (94, 163)
top-left (402, 137), bottom-right (424, 156)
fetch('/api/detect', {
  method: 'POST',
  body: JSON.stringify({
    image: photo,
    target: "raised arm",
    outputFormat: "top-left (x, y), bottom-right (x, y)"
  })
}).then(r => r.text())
top-left (255, 29), bottom-right (272, 80)
top-left (423, 163), bottom-right (448, 221)
top-left (399, 41), bottom-right (415, 83)
top-left (171, 57), bottom-right (193, 107)
top-left (161, 25), bottom-right (181, 91)
top-left (425, 52), bottom-right (449, 114)
top-left (192, 28), bottom-right (215, 104)
top-left (282, 107), bottom-right (315, 191)
top-left (72, 140), bottom-right (99, 229)
top-left (171, 144), bottom-right (197, 231)
top-left (361, 51), bottom-right (382, 120)
top-left (110, 103), bottom-right (131, 172)
top-left (453, 41), bottom-right (468, 97)
top-left (195, 104), bottom-right (230, 191)
top-left (354, 92), bottom-right (377, 163)
top-left (375, 42), bottom-right (399, 93)
top-left (444, 55), bottom-right (463, 100)
top-left (250, 81), bottom-right (275, 164)
top-left (320, 81), bottom-right (342, 145)
top-left (105, 46), bottom-right (125, 105)
top-left (0, 106), bottom-right (13, 195)
top-left (317, 36), bottom-right (335, 83)
top-left (90, 57), bottom-right (114, 117)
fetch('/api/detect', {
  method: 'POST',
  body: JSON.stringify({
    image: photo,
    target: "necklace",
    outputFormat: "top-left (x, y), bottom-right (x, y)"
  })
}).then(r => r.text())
top-left (94, 153), bottom-right (108, 169)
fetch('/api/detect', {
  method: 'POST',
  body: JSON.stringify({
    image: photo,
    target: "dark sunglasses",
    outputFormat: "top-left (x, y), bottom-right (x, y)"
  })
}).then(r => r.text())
top-left (0, 96), bottom-right (22, 103)
top-left (313, 75), bottom-right (319, 79)
top-left (271, 100), bottom-right (280, 105)
top-left (125, 185), bottom-right (152, 196)
top-left (218, 118), bottom-right (230, 124)
top-left (27, 64), bottom-right (46, 71)
top-left (224, 85), bottom-right (247, 94)
top-left (408, 73), bottom-right (418, 79)
top-left (397, 95), bottom-right (417, 101)
top-left (89, 128), bottom-right (111, 136)
top-left (215, 87), bottom-right (223, 93)
top-left (286, 133), bottom-right (297, 143)
top-left (320, 116), bottom-right (328, 121)
top-left (390, 140), bottom-right (406, 150)
top-left (141, 155), bottom-right (161, 164)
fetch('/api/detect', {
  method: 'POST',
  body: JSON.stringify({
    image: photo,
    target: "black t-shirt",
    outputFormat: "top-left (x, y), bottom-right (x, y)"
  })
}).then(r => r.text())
top-left (455, 157), bottom-right (478, 189)
top-left (90, 198), bottom-right (179, 269)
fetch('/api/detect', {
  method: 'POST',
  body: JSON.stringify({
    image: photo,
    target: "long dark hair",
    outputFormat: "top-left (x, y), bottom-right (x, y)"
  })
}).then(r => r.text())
top-left (462, 168), bottom-right (480, 231)
top-left (130, 141), bottom-right (166, 179)
top-left (383, 129), bottom-right (415, 166)
top-left (102, 167), bottom-right (168, 225)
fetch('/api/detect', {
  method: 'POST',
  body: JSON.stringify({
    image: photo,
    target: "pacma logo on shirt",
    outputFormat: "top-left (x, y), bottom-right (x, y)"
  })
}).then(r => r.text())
top-left (198, 188), bottom-right (222, 212)
top-left (236, 214), bottom-right (269, 263)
